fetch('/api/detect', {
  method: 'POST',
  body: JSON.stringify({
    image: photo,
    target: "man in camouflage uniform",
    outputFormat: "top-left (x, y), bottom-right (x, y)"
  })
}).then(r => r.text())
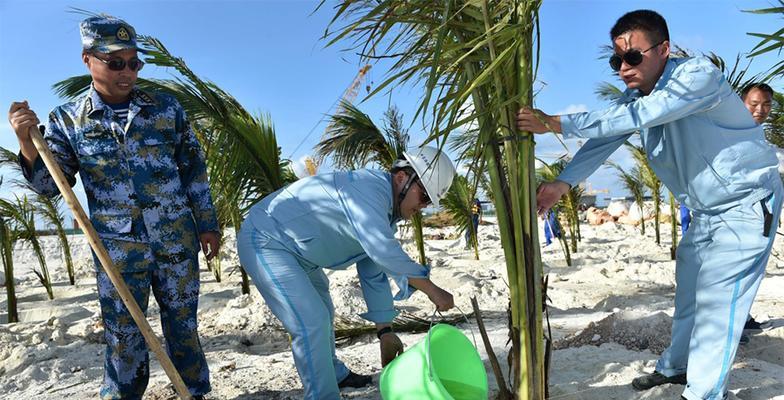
top-left (8, 15), bottom-right (218, 400)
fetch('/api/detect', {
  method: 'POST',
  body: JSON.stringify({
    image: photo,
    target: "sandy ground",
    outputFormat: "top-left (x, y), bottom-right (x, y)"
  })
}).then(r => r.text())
top-left (1, 216), bottom-right (783, 399)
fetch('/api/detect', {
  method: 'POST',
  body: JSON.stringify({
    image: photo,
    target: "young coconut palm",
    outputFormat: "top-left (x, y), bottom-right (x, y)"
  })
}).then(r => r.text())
top-left (627, 144), bottom-right (663, 244)
top-left (607, 161), bottom-right (647, 235)
top-left (54, 34), bottom-right (296, 294)
top-left (441, 175), bottom-right (480, 260)
top-left (536, 158), bottom-right (582, 254)
top-left (0, 196), bottom-right (53, 300)
top-left (0, 147), bottom-right (76, 285)
top-left (1, 147), bottom-right (77, 286)
top-left (669, 192), bottom-right (678, 260)
top-left (322, 1), bottom-right (547, 397)
top-left (0, 216), bottom-right (18, 323)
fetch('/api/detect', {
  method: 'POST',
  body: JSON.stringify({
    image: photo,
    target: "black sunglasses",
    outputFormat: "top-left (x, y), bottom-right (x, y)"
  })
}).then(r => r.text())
top-left (416, 179), bottom-right (431, 205)
top-left (609, 41), bottom-right (664, 71)
top-left (92, 54), bottom-right (145, 72)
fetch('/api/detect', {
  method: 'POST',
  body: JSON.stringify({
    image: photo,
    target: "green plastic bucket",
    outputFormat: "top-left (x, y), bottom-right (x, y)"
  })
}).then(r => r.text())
top-left (379, 323), bottom-right (488, 400)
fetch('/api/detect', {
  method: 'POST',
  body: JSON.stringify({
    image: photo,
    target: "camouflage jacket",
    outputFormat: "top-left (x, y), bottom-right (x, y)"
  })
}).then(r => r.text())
top-left (22, 86), bottom-right (219, 270)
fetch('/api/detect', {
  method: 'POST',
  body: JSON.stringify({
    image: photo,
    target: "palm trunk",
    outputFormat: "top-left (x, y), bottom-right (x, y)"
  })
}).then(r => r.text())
top-left (472, 222), bottom-right (480, 261)
top-left (411, 212), bottom-right (427, 265)
top-left (554, 216), bottom-right (571, 266)
top-left (57, 228), bottom-right (75, 285)
top-left (208, 254), bottom-right (222, 283)
top-left (480, 2), bottom-right (545, 397)
top-left (638, 199), bottom-right (646, 235)
top-left (29, 236), bottom-right (53, 300)
top-left (568, 193), bottom-right (581, 244)
top-left (654, 192), bottom-right (661, 245)
top-left (1, 219), bottom-right (17, 323)
top-left (567, 207), bottom-right (578, 253)
top-left (669, 192), bottom-right (678, 260)
top-left (231, 207), bottom-right (251, 294)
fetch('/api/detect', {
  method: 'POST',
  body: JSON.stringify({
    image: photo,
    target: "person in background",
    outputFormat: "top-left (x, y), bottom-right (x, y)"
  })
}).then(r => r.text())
top-left (740, 82), bottom-right (776, 336)
top-left (543, 210), bottom-right (562, 246)
top-left (681, 82), bottom-right (776, 338)
top-left (464, 197), bottom-right (483, 249)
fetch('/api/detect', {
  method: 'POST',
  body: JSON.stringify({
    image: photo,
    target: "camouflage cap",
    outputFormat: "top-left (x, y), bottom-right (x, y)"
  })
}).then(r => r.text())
top-left (80, 15), bottom-right (145, 54)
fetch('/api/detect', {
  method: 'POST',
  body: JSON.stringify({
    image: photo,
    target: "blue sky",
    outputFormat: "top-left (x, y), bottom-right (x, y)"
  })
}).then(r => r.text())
top-left (1, 0), bottom-right (781, 214)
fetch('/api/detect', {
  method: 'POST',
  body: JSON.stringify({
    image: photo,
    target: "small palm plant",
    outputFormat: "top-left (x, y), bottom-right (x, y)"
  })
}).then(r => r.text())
top-left (441, 175), bottom-right (480, 260)
top-left (607, 161), bottom-right (647, 235)
top-left (0, 147), bottom-right (76, 285)
top-left (0, 157), bottom-right (26, 318)
top-left (669, 192), bottom-right (678, 260)
top-left (627, 144), bottom-right (663, 244)
top-left (0, 196), bottom-right (53, 300)
top-left (0, 210), bottom-right (18, 323)
top-left (537, 158), bottom-right (582, 254)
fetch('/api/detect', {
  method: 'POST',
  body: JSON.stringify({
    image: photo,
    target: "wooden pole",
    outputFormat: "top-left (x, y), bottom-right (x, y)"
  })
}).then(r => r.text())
top-left (28, 125), bottom-right (193, 400)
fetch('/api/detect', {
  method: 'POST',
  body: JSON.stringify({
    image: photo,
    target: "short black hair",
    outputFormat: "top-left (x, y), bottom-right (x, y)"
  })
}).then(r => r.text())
top-left (610, 10), bottom-right (670, 45)
top-left (740, 83), bottom-right (774, 100)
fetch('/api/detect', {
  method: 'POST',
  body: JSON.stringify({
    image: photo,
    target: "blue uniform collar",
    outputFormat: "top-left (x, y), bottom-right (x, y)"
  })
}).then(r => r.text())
top-left (81, 84), bottom-right (157, 119)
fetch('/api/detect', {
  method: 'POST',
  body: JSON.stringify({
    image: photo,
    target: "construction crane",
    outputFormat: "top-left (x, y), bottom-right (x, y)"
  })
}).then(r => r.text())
top-left (305, 64), bottom-right (372, 173)
top-left (584, 182), bottom-right (609, 195)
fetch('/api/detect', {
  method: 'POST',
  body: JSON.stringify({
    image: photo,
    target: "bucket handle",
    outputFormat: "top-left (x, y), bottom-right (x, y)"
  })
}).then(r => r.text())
top-left (425, 305), bottom-right (478, 382)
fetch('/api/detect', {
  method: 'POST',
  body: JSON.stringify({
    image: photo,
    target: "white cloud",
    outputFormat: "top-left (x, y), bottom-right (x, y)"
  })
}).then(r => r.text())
top-left (556, 104), bottom-right (589, 115)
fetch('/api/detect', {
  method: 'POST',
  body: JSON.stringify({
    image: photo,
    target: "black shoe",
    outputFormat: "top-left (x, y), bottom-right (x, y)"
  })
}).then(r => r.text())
top-left (631, 371), bottom-right (687, 391)
top-left (744, 316), bottom-right (767, 332)
top-left (739, 333), bottom-right (750, 345)
top-left (338, 371), bottom-right (373, 389)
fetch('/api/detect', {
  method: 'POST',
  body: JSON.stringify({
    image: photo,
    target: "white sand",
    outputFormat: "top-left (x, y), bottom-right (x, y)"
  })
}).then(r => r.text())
top-left (1, 219), bottom-right (783, 399)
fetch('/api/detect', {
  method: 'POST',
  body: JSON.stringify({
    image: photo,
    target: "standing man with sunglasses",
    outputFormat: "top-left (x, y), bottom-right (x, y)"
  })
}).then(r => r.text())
top-left (516, 9), bottom-right (782, 400)
top-left (237, 145), bottom-right (456, 399)
top-left (7, 15), bottom-right (218, 400)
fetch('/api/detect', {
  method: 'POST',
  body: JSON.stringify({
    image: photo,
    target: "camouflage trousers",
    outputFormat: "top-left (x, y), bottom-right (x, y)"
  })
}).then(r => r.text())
top-left (95, 254), bottom-right (210, 400)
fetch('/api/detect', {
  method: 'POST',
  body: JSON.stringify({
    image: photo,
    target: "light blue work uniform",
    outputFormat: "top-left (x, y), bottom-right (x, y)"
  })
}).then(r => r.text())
top-left (557, 56), bottom-right (782, 400)
top-left (236, 169), bottom-right (429, 400)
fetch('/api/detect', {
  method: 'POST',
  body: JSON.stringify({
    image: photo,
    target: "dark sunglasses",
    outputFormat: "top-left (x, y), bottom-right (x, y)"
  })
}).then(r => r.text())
top-left (609, 41), bottom-right (664, 71)
top-left (92, 54), bottom-right (145, 72)
top-left (416, 179), bottom-right (431, 205)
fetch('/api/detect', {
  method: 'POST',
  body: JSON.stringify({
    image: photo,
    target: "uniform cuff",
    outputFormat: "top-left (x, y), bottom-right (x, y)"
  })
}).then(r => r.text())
top-left (359, 309), bottom-right (400, 324)
top-left (559, 114), bottom-right (579, 139)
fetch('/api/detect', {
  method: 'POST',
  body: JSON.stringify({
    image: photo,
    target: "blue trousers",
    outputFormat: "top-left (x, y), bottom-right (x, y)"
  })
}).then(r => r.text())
top-left (237, 222), bottom-right (349, 400)
top-left (657, 187), bottom-right (782, 400)
top-left (544, 211), bottom-right (561, 246)
top-left (464, 214), bottom-right (480, 245)
top-left (96, 257), bottom-right (210, 399)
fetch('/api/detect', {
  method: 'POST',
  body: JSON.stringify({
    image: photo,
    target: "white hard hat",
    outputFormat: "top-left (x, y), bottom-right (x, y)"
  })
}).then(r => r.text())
top-left (400, 145), bottom-right (455, 207)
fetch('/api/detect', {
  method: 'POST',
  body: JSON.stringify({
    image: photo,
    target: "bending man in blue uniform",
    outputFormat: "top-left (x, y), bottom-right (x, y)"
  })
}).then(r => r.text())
top-left (237, 145), bottom-right (456, 400)
top-left (8, 15), bottom-right (218, 399)
top-left (516, 10), bottom-right (782, 400)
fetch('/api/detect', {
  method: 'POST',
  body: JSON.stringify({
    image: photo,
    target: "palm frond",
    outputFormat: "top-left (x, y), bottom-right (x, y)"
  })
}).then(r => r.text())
top-left (745, 1), bottom-right (784, 80)
top-left (316, 100), bottom-right (398, 170)
top-left (334, 311), bottom-right (472, 345)
top-left (594, 81), bottom-right (624, 103)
